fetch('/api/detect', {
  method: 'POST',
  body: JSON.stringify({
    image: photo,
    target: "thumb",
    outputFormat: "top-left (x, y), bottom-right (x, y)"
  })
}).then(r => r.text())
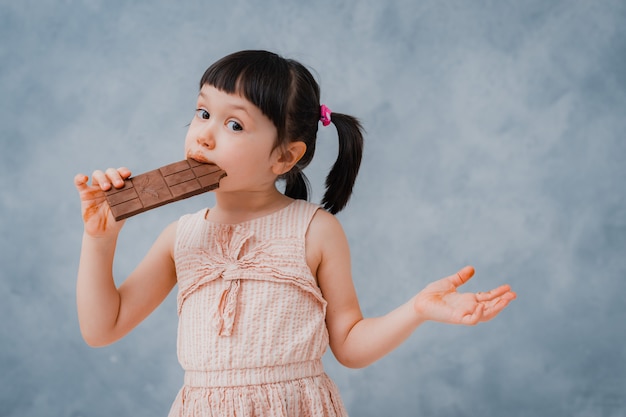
top-left (449, 265), bottom-right (475, 288)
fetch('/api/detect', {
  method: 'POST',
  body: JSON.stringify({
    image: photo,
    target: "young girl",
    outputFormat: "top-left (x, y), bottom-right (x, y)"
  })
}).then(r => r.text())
top-left (74, 50), bottom-right (516, 416)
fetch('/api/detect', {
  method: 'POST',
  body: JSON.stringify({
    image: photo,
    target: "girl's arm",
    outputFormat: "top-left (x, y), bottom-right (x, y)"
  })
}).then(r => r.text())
top-left (308, 209), bottom-right (516, 369)
top-left (74, 169), bottom-right (177, 347)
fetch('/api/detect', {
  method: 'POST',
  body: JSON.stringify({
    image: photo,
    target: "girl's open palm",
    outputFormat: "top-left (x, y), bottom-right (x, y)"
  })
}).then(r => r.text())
top-left (413, 266), bottom-right (516, 325)
top-left (74, 168), bottom-right (131, 237)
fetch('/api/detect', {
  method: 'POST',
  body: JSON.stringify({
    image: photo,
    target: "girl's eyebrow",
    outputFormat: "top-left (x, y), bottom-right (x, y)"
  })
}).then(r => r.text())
top-left (198, 91), bottom-right (251, 117)
top-left (198, 90), bottom-right (210, 101)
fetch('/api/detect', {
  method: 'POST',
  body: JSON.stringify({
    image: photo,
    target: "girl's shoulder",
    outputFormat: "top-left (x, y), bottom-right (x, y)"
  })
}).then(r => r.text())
top-left (175, 208), bottom-right (209, 230)
top-left (307, 204), bottom-right (347, 249)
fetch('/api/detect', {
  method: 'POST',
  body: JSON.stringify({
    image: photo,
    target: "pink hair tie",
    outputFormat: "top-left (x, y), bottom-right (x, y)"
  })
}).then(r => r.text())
top-left (320, 104), bottom-right (332, 126)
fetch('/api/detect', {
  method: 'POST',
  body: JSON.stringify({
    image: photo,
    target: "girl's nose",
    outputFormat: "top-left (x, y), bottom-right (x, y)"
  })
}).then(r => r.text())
top-left (197, 125), bottom-right (216, 150)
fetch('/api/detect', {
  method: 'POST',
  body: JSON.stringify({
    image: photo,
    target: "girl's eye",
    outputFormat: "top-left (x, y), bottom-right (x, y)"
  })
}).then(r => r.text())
top-left (227, 120), bottom-right (243, 132)
top-left (196, 109), bottom-right (210, 120)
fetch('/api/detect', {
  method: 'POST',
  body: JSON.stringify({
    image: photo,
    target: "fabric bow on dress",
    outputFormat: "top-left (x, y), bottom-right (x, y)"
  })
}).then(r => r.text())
top-left (176, 224), bottom-right (325, 336)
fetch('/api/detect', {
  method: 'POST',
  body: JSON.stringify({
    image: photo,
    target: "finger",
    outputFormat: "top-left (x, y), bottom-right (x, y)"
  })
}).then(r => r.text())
top-left (74, 174), bottom-right (104, 201)
top-left (118, 167), bottom-right (132, 179)
top-left (461, 303), bottom-right (483, 325)
top-left (74, 173), bottom-right (90, 190)
top-left (105, 167), bottom-right (126, 188)
top-left (475, 284), bottom-right (513, 302)
top-left (448, 265), bottom-right (475, 288)
top-left (480, 297), bottom-right (514, 322)
top-left (91, 169), bottom-right (111, 190)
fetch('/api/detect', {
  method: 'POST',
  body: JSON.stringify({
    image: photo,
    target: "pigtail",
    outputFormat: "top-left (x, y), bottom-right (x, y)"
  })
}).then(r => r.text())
top-left (284, 169), bottom-right (311, 202)
top-left (322, 112), bottom-right (364, 214)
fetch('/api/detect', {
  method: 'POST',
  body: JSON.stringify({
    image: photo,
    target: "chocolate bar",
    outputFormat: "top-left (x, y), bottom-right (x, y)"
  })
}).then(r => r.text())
top-left (104, 159), bottom-right (226, 221)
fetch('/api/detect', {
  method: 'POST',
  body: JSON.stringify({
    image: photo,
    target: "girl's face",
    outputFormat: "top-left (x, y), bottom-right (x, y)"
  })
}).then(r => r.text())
top-left (184, 85), bottom-right (280, 193)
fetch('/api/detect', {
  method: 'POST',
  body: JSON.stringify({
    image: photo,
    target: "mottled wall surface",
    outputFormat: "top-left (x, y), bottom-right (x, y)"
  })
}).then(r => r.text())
top-left (1, 1), bottom-right (625, 416)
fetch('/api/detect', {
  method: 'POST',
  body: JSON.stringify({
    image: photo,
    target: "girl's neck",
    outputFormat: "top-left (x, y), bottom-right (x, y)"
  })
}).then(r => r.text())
top-left (208, 187), bottom-right (293, 224)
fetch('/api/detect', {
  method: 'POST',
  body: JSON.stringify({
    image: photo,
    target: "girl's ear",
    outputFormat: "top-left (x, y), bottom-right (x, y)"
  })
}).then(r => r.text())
top-left (272, 141), bottom-right (307, 175)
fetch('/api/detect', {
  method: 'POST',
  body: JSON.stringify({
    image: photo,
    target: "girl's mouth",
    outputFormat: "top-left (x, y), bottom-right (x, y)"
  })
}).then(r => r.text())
top-left (186, 152), bottom-right (212, 164)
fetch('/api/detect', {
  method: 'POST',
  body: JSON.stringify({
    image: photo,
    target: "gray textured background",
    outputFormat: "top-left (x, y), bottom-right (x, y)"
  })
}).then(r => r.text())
top-left (2, 1), bottom-right (625, 416)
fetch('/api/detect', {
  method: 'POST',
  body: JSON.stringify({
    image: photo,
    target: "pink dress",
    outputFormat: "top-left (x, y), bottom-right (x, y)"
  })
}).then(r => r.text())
top-left (168, 200), bottom-right (348, 417)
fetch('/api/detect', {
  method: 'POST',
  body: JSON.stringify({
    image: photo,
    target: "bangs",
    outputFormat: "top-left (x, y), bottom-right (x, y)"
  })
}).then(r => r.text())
top-left (200, 50), bottom-right (292, 138)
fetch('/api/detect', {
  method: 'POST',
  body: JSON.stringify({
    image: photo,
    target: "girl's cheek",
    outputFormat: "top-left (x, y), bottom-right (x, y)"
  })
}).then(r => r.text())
top-left (183, 136), bottom-right (197, 154)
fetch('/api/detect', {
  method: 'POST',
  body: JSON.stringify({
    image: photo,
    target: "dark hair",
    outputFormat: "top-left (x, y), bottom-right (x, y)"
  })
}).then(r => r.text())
top-left (199, 50), bottom-right (364, 214)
